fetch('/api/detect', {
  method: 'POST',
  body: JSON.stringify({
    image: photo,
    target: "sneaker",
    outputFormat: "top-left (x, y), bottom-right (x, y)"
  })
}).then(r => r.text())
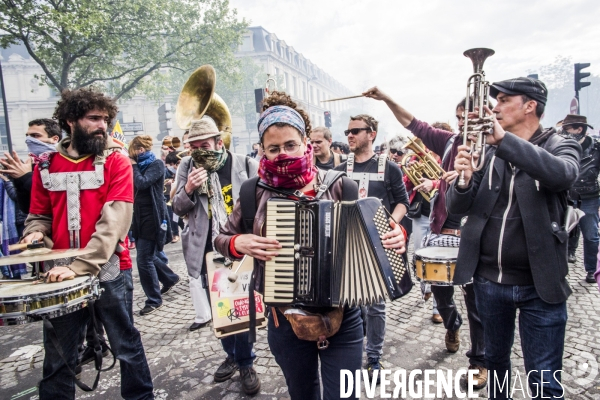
top-left (445, 329), bottom-right (460, 353)
top-left (139, 304), bottom-right (162, 316)
top-left (568, 253), bottom-right (576, 263)
top-left (214, 357), bottom-right (237, 382)
top-left (240, 366), bottom-right (261, 395)
top-left (423, 292), bottom-right (432, 301)
top-left (460, 364), bottom-right (488, 390)
top-left (431, 313), bottom-right (443, 324)
top-left (128, 242), bottom-right (136, 250)
top-left (160, 276), bottom-right (181, 295)
top-left (366, 357), bottom-right (382, 385)
top-left (78, 344), bottom-right (109, 366)
top-left (586, 271), bottom-right (596, 283)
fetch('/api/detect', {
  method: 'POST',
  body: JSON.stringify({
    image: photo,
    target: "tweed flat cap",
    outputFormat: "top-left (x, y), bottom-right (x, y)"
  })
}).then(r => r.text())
top-left (490, 77), bottom-right (548, 105)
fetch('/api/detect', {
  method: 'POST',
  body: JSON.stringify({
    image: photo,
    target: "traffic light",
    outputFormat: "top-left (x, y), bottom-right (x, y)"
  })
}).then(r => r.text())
top-left (575, 63), bottom-right (591, 92)
top-left (254, 88), bottom-right (265, 113)
top-left (324, 111), bottom-right (332, 128)
top-left (232, 136), bottom-right (240, 148)
top-left (157, 103), bottom-right (173, 140)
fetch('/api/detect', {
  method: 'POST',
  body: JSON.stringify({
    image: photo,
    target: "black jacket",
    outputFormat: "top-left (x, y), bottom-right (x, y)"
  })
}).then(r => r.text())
top-left (446, 129), bottom-right (580, 304)
top-left (132, 160), bottom-right (172, 250)
top-left (570, 135), bottom-right (600, 199)
top-left (13, 172), bottom-right (32, 214)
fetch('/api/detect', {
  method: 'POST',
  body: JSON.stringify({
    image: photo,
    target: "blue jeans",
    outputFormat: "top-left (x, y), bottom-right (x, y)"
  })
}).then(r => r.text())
top-left (473, 274), bottom-right (567, 399)
top-left (136, 238), bottom-right (179, 307)
top-left (365, 301), bottom-right (385, 360)
top-left (220, 332), bottom-right (255, 369)
top-left (568, 197), bottom-right (600, 273)
top-left (39, 270), bottom-right (153, 400)
top-left (268, 307), bottom-right (363, 400)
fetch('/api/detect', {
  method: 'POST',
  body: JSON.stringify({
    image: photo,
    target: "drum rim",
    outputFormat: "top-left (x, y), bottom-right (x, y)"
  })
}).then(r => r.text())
top-left (0, 276), bottom-right (97, 302)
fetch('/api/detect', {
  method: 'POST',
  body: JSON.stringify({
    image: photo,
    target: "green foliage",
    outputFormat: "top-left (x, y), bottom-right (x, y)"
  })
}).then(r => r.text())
top-left (0, 0), bottom-right (248, 100)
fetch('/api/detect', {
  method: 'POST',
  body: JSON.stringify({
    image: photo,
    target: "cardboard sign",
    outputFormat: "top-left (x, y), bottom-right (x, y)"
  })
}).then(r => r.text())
top-left (206, 252), bottom-right (267, 338)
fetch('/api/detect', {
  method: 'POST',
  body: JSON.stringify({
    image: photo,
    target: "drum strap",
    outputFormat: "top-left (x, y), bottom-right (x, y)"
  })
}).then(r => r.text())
top-left (42, 299), bottom-right (116, 392)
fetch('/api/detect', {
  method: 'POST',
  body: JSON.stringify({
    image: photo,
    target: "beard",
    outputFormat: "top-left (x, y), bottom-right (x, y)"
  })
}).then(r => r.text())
top-left (72, 123), bottom-right (107, 156)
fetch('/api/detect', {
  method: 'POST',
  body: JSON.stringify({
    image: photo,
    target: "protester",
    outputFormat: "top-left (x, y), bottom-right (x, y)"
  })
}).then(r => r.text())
top-left (215, 91), bottom-right (406, 399)
top-left (335, 112), bottom-right (409, 384)
top-left (310, 126), bottom-right (347, 170)
top-left (364, 87), bottom-right (488, 389)
top-left (172, 117), bottom-right (261, 395)
top-left (129, 135), bottom-right (180, 315)
top-left (0, 119), bottom-right (62, 214)
top-left (561, 114), bottom-right (599, 283)
top-left (449, 77), bottom-right (579, 398)
top-left (22, 87), bottom-right (153, 399)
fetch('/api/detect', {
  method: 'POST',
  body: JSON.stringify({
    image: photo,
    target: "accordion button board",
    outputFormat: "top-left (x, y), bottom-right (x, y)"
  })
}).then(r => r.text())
top-left (263, 197), bottom-right (412, 308)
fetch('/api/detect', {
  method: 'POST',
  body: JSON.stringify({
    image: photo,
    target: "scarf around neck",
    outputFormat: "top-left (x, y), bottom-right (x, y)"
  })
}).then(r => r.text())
top-left (137, 151), bottom-right (156, 172)
top-left (190, 149), bottom-right (228, 197)
top-left (258, 143), bottom-right (318, 189)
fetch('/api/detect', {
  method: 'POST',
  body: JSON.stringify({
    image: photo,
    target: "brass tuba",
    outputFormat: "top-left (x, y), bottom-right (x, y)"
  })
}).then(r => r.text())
top-left (175, 65), bottom-right (233, 149)
top-left (458, 48), bottom-right (495, 186)
top-left (400, 137), bottom-right (444, 202)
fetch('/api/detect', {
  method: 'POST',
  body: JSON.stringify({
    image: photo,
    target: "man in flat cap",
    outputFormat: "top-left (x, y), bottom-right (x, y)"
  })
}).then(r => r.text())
top-left (561, 114), bottom-right (599, 283)
top-left (448, 77), bottom-right (580, 399)
top-left (172, 118), bottom-right (261, 395)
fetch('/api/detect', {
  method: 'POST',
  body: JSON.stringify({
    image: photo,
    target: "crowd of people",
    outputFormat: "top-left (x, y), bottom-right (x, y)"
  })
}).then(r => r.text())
top-left (0, 72), bottom-right (598, 400)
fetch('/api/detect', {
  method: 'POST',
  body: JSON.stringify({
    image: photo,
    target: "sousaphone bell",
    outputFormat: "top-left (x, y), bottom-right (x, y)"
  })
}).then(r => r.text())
top-left (175, 65), bottom-right (233, 149)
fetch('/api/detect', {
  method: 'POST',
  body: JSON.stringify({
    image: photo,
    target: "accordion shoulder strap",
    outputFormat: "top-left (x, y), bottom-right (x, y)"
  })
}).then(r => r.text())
top-left (240, 176), bottom-right (260, 234)
top-left (315, 170), bottom-right (346, 200)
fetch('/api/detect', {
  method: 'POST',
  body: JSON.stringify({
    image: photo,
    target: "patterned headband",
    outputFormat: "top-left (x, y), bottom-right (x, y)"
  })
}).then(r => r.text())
top-left (257, 105), bottom-right (306, 139)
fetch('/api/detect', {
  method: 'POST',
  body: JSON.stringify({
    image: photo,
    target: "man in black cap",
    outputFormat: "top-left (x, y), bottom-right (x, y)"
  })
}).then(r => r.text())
top-left (448, 77), bottom-right (580, 399)
top-left (561, 114), bottom-right (599, 282)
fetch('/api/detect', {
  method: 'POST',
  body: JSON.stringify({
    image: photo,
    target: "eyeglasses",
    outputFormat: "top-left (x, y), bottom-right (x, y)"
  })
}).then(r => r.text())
top-left (344, 127), bottom-right (372, 136)
top-left (265, 142), bottom-right (301, 156)
top-left (389, 149), bottom-right (400, 155)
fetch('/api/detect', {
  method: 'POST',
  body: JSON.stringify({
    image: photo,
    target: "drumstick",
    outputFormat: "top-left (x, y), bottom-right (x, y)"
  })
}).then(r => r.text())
top-left (9, 243), bottom-right (30, 251)
top-left (227, 263), bottom-right (243, 283)
top-left (9, 242), bottom-right (45, 251)
top-left (227, 255), bottom-right (247, 283)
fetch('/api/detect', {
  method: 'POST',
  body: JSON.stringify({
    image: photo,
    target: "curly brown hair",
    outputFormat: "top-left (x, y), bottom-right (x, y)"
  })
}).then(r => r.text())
top-left (53, 87), bottom-right (118, 134)
top-left (260, 91), bottom-right (312, 141)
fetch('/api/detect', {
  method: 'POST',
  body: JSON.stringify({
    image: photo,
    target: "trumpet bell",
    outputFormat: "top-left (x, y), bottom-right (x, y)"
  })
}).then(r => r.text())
top-left (175, 65), bottom-right (233, 148)
top-left (463, 48), bottom-right (495, 74)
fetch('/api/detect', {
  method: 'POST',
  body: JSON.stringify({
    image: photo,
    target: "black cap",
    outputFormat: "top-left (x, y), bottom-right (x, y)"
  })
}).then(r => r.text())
top-left (489, 77), bottom-right (548, 106)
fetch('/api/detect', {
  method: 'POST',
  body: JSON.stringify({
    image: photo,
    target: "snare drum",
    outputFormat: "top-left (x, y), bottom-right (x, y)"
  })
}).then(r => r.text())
top-left (413, 247), bottom-right (459, 285)
top-left (0, 276), bottom-right (100, 326)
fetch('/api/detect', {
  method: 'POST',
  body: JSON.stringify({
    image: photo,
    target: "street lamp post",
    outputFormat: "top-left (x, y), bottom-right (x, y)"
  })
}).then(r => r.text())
top-left (0, 59), bottom-right (13, 153)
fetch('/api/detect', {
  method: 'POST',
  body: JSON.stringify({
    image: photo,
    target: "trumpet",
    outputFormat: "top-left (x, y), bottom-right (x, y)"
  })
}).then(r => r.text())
top-left (458, 48), bottom-right (495, 187)
top-left (400, 137), bottom-right (444, 202)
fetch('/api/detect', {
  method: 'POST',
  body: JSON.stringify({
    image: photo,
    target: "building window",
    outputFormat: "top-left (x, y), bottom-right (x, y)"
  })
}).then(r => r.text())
top-left (302, 82), bottom-right (307, 100)
top-left (293, 77), bottom-right (298, 96)
top-left (284, 72), bottom-right (290, 92)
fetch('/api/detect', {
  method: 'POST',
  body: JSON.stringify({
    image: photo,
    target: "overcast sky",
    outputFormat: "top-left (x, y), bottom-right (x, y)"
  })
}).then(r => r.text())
top-left (229, 0), bottom-right (600, 141)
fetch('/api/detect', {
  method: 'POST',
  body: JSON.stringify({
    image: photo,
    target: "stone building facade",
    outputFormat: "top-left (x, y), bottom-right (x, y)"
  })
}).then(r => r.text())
top-left (0, 26), bottom-right (351, 155)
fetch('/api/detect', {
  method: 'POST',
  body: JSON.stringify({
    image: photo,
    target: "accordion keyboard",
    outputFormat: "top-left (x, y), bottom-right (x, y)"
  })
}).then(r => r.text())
top-left (264, 200), bottom-right (296, 304)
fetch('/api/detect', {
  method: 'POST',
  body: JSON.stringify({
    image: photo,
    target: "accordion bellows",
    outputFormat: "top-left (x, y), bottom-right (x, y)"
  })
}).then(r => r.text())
top-left (263, 197), bottom-right (413, 307)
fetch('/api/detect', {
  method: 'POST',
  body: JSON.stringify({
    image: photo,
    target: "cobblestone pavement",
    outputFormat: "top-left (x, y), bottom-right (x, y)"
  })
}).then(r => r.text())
top-left (1, 241), bottom-right (600, 399)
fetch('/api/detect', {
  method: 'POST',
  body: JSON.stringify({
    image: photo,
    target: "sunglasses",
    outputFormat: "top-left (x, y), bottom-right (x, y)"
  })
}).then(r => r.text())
top-left (389, 149), bottom-right (402, 155)
top-left (344, 127), bottom-right (372, 136)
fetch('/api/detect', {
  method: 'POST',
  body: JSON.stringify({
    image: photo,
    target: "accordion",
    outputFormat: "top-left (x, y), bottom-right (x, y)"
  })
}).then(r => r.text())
top-left (263, 197), bottom-right (412, 307)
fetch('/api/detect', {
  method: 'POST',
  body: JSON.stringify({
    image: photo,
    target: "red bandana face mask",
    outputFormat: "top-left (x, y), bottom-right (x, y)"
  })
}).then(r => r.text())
top-left (258, 143), bottom-right (318, 190)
